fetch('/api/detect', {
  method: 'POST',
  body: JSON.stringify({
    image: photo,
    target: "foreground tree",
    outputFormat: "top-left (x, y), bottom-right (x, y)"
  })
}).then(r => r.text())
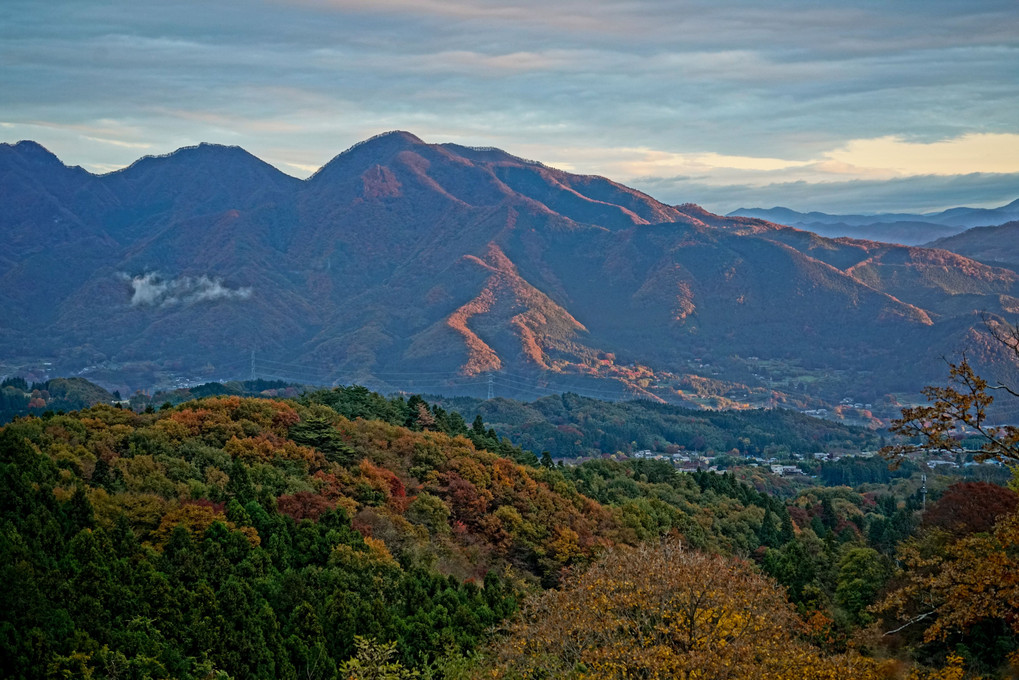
top-left (488, 538), bottom-right (878, 679)
top-left (876, 507), bottom-right (1019, 675)
top-left (339, 637), bottom-right (417, 680)
top-left (877, 317), bottom-right (1019, 676)
top-left (881, 318), bottom-right (1019, 465)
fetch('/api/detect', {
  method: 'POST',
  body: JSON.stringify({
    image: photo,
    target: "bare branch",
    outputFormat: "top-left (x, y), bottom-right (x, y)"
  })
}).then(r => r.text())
top-left (883, 610), bottom-right (936, 637)
top-left (990, 382), bottom-right (1019, 399)
top-left (881, 356), bottom-right (1019, 465)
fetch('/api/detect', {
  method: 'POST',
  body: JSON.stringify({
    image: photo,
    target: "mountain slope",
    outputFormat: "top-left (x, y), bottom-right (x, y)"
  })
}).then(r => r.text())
top-left (927, 221), bottom-right (1019, 272)
top-left (2, 132), bottom-right (1017, 414)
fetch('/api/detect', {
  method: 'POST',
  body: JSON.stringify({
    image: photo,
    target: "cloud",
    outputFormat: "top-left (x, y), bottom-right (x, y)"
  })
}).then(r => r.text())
top-left (539, 146), bottom-right (813, 178)
top-left (125, 272), bottom-right (252, 307)
top-left (635, 172), bottom-right (1019, 216)
top-left (822, 133), bottom-right (1019, 176)
top-left (527, 131), bottom-right (1019, 208)
top-left (1, 0), bottom-right (1016, 211)
top-left (83, 135), bottom-right (151, 149)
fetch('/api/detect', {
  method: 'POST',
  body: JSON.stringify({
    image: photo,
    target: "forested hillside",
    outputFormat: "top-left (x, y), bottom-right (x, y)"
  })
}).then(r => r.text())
top-left (1, 388), bottom-right (1017, 678)
top-left (438, 393), bottom-right (881, 458)
top-left (0, 376), bottom-right (114, 423)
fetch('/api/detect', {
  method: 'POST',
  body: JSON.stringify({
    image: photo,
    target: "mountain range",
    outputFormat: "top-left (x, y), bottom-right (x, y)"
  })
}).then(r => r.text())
top-left (729, 200), bottom-right (1019, 246)
top-left (3, 131), bottom-right (1019, 416)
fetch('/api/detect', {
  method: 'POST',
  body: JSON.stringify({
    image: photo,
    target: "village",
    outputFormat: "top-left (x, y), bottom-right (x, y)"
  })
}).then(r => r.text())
top-left (625, 446), bottom-right (1003, 476)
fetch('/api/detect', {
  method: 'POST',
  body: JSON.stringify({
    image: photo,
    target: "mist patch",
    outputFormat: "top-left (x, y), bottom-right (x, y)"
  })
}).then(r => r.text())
top-left (124, 272), bottom-right (252, 307)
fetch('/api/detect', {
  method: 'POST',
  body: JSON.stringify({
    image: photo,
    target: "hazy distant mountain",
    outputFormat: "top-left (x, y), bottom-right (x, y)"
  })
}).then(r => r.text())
top-left (3, 132), bottom-right (1018, 414)
top-left (927, 221), bottom-right (1019, 271)
top-left (728, 200), bottom-right (1019, 245)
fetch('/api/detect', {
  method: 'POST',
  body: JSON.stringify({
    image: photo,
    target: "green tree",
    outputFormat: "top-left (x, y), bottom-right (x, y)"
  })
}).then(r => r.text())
top-left (338, 637), bottom-right (417, 680)
top-left (834, 547), bottom-right (891, 626)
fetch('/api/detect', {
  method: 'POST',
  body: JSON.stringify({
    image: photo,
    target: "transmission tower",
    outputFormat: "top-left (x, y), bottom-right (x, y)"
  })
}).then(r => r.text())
top-left (487, 374), bottom-right (494, 400)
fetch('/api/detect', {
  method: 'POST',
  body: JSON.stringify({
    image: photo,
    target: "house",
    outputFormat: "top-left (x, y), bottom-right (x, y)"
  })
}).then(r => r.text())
top-left (770, 465), bottom-right (802, 476)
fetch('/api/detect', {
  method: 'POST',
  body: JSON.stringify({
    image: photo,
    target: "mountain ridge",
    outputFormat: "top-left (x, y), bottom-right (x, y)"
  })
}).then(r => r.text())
top-left (3, 133), bottom-right (1018, 417)
top-left (927, 220), bottom-right (1019, 272)
top-left (729, 200), bottom-right (1019, 245)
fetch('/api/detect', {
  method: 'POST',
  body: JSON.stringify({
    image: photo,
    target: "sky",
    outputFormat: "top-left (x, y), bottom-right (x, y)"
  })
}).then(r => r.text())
top-left (2, 0), bottom-right (1018, 214)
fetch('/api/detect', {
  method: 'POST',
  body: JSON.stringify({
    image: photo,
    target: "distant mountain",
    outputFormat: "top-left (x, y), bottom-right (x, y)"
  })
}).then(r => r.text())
top-left (3, 132), bottom-right (1019, 415)
top-left (927, 221), bottom-right (1019, 271)
top-left (728, 199), bottom-right (1019, 245)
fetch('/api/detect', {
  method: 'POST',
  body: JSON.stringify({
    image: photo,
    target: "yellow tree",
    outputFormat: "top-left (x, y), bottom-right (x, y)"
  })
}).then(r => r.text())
top-left (488, 538), bottom-right (878, 679)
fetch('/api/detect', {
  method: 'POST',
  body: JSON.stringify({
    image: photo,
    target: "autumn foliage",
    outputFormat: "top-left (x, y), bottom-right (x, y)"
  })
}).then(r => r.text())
top-left (879, 506), bottom-right (1019, 648)
top-left (3, 385), bottom-right (1016, 679)
top-left (490, 538), bottom-right (880, 680)
top-left (923, 481), bottom-right (1018, 537)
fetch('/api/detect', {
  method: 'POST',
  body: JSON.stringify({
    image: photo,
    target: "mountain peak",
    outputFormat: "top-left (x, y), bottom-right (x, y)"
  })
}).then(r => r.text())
top-left (140, 142), bottom-right (260, 165)
top-left (0, 139), bottom-right (67, 169)
top-left (341, 130), bottom-right (426, 156)
top-left (374, 130), bottom-right (424, 144)
top-left (310, 131), bottom-right (429, 184)
top-left (106, 142), bottom-right (294, 185)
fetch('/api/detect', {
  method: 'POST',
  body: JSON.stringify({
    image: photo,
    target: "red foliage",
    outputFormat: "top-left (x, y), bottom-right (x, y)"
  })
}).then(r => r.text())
top-left (185, 498), bottom-right (226, 513)
top-left (271, 407), bottom-right (300, 430)
top-left (833, 519), bottom-right (861, 538)
top-left (357, 459), bottom-right (408, 510)
top-left (555, 424), bottom-right (584, 438)
top-left (924, 481), bottom-right (1019, 537)
top-left (312, 470), bottom-right (344, 500)
top-left (442, 471), bottom-right (490, 526)
top-left (387, 473), bottom-right (406, 498)
top-left (788, 506), bottom-right (810, 530)
top-left (277, 492), bottom-right (334, 522)
top-left (388, 495), bottom-right (412, 514)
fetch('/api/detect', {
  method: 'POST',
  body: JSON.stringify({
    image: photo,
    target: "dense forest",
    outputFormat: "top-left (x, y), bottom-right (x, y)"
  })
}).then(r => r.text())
top-left (1, 384), bottom-right (1017, 678)
top-left (436, 392), bottom-right (883, 458)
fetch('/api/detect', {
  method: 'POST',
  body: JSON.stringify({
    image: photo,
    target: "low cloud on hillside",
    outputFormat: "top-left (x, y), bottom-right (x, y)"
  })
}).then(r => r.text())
top-left (124, 272), bottom-right (251, 307)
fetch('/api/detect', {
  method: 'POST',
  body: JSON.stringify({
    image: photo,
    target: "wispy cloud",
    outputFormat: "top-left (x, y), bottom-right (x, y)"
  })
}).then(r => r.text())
top-left (83, 135), bottom-right (151, 149)
top-left (637, 172), bottom-right (1019, 215)
top-left (529, 130), bottom-right (1019, 205)
top-left (124, 272), bottom-right (252, 307)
